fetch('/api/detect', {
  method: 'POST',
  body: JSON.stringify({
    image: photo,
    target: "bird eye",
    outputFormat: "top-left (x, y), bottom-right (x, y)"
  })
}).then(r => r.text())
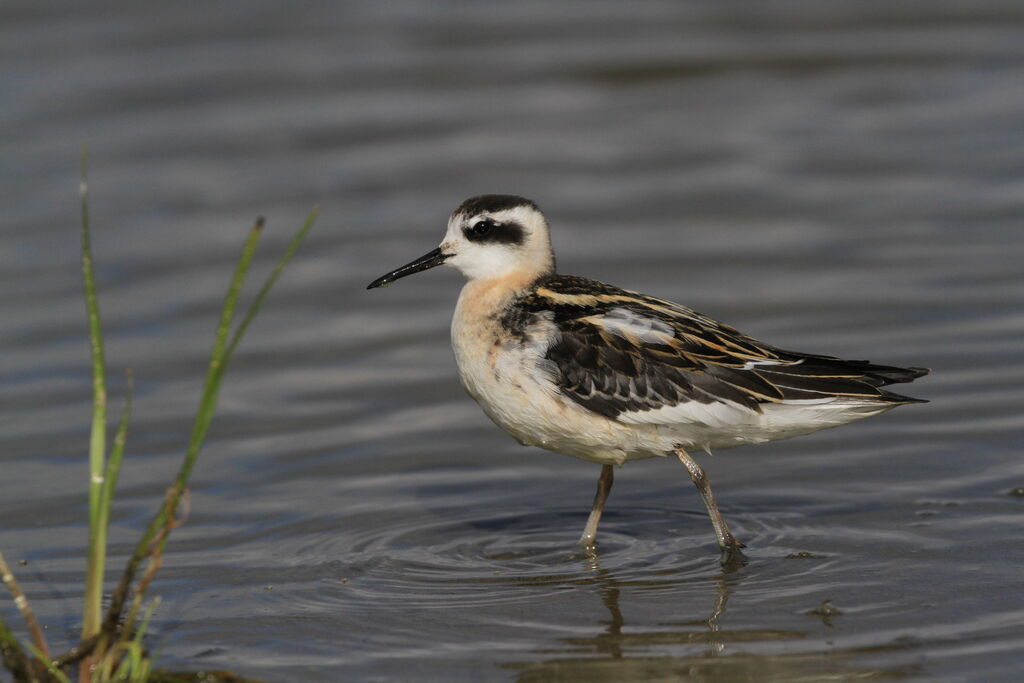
top-left (471, 219), bottom-right (496, 236)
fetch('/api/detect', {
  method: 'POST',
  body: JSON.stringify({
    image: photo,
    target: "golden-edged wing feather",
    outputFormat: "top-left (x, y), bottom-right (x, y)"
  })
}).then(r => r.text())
top-left (509, 276), bottom-right (928, 421)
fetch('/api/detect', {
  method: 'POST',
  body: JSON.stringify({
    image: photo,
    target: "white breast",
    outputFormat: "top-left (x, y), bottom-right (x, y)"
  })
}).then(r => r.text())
top-left (450, 279), bottom-right (650, 465)
top-left (450, 281), bottom-right (559, 442)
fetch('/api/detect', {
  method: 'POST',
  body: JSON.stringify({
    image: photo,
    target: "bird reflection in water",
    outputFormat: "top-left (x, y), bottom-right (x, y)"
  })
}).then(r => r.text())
top-left (503, 553), bottom-right (910, 682)
top-left (564, 553), bottom-right (744, 662)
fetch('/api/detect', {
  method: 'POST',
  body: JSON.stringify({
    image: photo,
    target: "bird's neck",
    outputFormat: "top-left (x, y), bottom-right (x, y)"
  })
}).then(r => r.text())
top-left (456, 269), bottom-right (543, 322)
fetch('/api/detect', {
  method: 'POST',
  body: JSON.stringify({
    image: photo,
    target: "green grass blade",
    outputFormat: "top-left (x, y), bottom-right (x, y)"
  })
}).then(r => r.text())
top-left (24, 643), bottom-right (72, 683)
top-left (101, 209), bottom-right (317, 644)
top-left (133, 596), bottom-right (160, 648)
top-left (180, 219), bottom-right (264, 483)
top-left (0, 615), bottom-right (34, 682)
top-left (88, 369), bottom-right (134, 634)
top-left (150, 218), bottom-right (264, 535)
top-left (112, 597), bottom-right (159, 681)
top-left (150, 208), bottom-right (319, 563)
top-left (1, 587), bottom-right (49, 682)
top-left (225, 206), bottom-right (320, 359)
top-left (99, 371), bottom-right (133, 511)
top-left (80, 145), bottom-right (110, 642)
top-left (103, 219), bottom-right (264, 633)
top-left (100, 370), bottom-right (134, 505)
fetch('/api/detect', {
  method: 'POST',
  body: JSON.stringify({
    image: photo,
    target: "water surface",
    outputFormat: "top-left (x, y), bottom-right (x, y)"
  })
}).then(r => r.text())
top-left (2, 2), bottom-right (1023, 681)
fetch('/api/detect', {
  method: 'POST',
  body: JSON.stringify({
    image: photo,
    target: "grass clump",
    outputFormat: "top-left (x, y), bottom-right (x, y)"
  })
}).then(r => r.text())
top-left (0, 150), bottom-right (319, 682)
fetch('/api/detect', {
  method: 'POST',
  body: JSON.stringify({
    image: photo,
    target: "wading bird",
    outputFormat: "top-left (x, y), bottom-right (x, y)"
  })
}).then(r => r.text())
top-left (367, 195), bottom-right (927, 564)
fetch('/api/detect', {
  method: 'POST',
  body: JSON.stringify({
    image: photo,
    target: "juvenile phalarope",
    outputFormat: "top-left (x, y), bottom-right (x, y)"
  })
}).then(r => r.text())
top-left (368, 195), bottom-right (928, 564)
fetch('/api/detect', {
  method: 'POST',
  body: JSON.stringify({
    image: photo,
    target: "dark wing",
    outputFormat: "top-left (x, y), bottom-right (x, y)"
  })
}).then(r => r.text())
top-left (520, 276), bottom-right (927, 421)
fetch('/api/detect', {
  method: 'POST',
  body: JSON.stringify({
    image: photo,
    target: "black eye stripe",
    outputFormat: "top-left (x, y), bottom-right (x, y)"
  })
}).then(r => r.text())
top-left (463, 219), bottom-right (524, 245)
top-left (471, 219), bottom-right (497, 236)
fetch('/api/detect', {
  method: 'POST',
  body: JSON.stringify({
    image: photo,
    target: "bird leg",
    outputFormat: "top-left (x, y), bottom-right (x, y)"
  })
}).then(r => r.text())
top-left (674, 447), bottom-right (746, 565)
top-left (578, 464), bottom-right (614, 548)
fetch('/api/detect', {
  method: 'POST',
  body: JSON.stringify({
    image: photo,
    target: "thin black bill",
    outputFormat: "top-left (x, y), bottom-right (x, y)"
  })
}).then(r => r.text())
top-left (366, 247), bottom-right (450, 289)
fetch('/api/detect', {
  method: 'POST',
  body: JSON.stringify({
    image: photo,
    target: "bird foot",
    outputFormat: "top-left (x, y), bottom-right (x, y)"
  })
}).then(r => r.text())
top-left (719, 541), bottom-right (748, 568)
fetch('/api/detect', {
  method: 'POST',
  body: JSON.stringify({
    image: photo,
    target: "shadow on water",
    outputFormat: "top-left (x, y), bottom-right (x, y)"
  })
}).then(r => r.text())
top-left (501, 554), bottom-right (912, 682)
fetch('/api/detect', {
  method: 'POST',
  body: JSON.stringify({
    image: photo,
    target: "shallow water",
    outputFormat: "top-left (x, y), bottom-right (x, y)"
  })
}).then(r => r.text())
top-left (2, 1), bottom-right (1024, 681)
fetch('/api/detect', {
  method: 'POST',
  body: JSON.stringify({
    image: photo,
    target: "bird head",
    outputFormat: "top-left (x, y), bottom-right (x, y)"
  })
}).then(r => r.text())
top-left (367, 194), bottom-right (554, 289)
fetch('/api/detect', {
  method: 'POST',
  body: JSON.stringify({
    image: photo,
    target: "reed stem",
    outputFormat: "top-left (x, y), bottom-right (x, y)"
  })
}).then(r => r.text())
top-left (79, 146), bottom-right (108, 644)
top-left (0, 552), bottom-right (49, 660)
top-left (0, 613), bottom-right (36, 682)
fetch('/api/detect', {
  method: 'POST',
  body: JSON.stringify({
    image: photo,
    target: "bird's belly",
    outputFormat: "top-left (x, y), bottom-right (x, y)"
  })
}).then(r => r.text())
top-left (460, 364), bottom-right (646, 465)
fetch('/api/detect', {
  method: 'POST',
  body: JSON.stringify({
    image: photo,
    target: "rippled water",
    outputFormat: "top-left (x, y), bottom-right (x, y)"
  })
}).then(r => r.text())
top-left (3, 1), bottom-right (1024, 681)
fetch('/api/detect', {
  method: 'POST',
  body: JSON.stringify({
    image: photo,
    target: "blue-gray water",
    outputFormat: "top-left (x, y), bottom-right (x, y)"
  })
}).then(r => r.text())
top-left (2, 2), bottom-right (1023, 681)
